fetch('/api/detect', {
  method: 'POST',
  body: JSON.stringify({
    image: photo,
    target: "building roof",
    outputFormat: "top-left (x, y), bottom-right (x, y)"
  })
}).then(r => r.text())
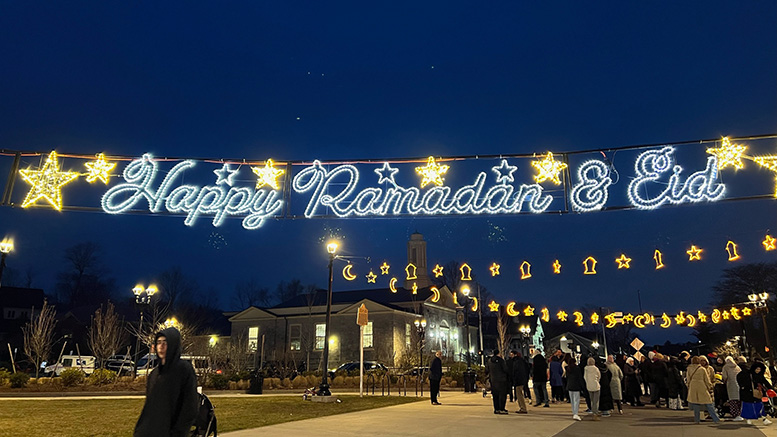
top-left (0, 286), bottom-right (45, 309)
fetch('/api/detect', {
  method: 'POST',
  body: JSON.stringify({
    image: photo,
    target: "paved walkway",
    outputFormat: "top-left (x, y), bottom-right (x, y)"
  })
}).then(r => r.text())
top-left (222, 392), bottom-right (777, 437)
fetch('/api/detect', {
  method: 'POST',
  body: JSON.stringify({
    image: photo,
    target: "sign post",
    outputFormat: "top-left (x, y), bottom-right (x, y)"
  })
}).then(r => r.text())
top-left (357, 304), bottom-right (369, 397)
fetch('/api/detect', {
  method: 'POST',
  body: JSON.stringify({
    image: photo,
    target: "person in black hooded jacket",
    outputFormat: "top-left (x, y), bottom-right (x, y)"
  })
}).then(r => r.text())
top-left (134, 327), bottom-right (199, 437)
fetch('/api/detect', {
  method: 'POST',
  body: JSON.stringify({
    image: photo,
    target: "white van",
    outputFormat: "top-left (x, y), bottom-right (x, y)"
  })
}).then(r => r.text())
top-left (136, 354), bottom-right (210, 376)
top-left (44, 355), bottom-right (96, 376)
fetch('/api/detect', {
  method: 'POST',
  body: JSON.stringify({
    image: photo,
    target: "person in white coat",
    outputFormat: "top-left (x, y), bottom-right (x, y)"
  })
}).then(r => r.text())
top-left (607, 355), bottom-right (624, 414)
top-left (584, 357), bottom-right (602, 420)
top-left (721, 356), bottom-right (742, 421)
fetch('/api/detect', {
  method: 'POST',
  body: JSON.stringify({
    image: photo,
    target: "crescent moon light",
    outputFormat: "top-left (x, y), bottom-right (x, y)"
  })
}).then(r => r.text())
top-left (389, 277), bottom-right (398, 293)
top-left (633, 315), bottom-right (645, 328)
top-left (430, 287), bottom-right (440, 303)
top-left (470, 297), bottom-right (478, 312)
top-left (506, 302), bottom-right (519, 317)
top-left (342, 264), bottom-right (357, 281)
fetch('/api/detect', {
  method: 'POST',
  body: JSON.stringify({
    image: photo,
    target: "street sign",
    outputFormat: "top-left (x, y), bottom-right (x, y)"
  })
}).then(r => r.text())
top-left (357, 304), bottom-right (369, 326)
top-left (630, 337), bottom-right (644, 351)
top-left (633, 351), bottom-right (645, 362)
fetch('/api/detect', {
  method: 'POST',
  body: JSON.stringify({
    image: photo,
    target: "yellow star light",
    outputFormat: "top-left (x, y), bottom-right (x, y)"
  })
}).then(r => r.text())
top-left (557, 311), bottom-right (568, 322)
top-left (524, 305), bottom-right (535, 317)
top-left (488, 301), bottom-right (500, 312)
top-left (763, 235), bottom-right (776, 251)
top-left (19, 151), bottom-right (80, 211)
top-left (623, 313), bottom-right (634, 324)
top-left (552, 259), bottom-right (561, 274)
top-left (591, 312), bottom-right (600, 324)
top-left (722, 310), bottom-right (730, 320)
top-left (489, 262), bottom-right (501, 277)
top-left (531, 151), bottom-right (568, 185)
top-left (674, 311), bottom-right (687, 325)
top-left (366, 271), bottom-right (377, 283)
top-left (432, 264), bottom-right (444, 277)
top-left (706, 137), bottom-right (747, 170)
top-left (686, 245), bottom-right (703, 261)
top-left (743, 307), bottom-right (752, 316)
top-left (415, 156), bottom-right (449, 188)
top-left (615, 254), bottom-right (632, 269)
top-left (251, 159), bottom-right (284, 190)
top-left (697, 311), bottom-right (708, 323)
top-left (84, 153), bottom-right (116, 184)
top-left (380, 262), bottom-right (390, 275)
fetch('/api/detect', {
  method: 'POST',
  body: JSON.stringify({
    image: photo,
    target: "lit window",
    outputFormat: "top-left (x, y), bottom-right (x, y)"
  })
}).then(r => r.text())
top-left (290, 325), bottom-right (301, 351)
top-left (363, 322), bottom-right (373, 348)
top-left (315, 324), bottom-right (326, 350)
top-left (248, 326), bottom-right (258, 352)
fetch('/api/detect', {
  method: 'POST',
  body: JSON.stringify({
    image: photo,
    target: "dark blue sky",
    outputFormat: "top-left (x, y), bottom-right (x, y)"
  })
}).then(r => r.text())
top-left (1, 2), bottom-right (775, 344)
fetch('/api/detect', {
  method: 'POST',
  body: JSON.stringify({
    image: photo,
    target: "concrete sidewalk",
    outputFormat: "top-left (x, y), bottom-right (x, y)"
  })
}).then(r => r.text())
top-left (222, 391), bottom-right (777, 437)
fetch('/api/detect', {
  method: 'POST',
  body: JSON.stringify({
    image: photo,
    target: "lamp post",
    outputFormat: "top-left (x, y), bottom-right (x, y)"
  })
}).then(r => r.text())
top-left (460, 285), bottom-right (476, 392)
top-left (132, 284), bottom-right (157, 376)
top-left (0, 238), bottom-right (14, 288)
top-left (519, 325), bottom-right (531, 358)
top-left (749, 292), bottom-right (772, 362)
top-left (319, 241), bottom-right (338, 396)
top-left (414, 318), bottom-right (426, 395)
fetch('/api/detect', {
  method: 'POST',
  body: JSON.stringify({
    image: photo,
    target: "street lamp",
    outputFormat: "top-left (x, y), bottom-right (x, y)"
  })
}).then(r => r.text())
top-left (460, 285), bottom-right (476, 392)
top-left (520, 325), bottom-right (531, 358)
top-left (132, 283), bottom-right (157, 376)
top-left (414, 318), bottom-right (426, 395)
top-left (0, 238), bottom-right (14, 288)
top-left (319, 241), bottom-right (338, 396)
top-left (749, 292), bottom-right (772, 361)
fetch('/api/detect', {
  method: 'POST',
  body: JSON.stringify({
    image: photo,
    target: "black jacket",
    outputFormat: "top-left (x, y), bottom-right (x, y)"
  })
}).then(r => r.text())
top-left (532, 354), bottom-right (548, 382)
top-left (430, 356), bottom-right (443, 382)
top-left (486, 355), bottom-right (510, 389)
top-left (511, 356), bottom-right (529, 386)
top-left (134, 327), bottom-right (199, 437)
top-left (566, 363), bottom-right (585, 392)
top-left (738, 363), bottom-right (756, 403)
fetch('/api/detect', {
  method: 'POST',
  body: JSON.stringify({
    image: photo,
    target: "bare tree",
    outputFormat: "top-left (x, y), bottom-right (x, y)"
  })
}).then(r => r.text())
top-left (232, 279), bottom-right (270, 309)
top-left (496, 308), bottom-right (511, 358)
top-left (274, 279), bottom-right (305, 305)
top-left (56, 242), bottom-right (113, 307)
top-left (88, 302), bottom-right (124, 368)
top-left (158, 266), bottom-right (197, 312)
top-left (22, 301), bottom-right (57, 378)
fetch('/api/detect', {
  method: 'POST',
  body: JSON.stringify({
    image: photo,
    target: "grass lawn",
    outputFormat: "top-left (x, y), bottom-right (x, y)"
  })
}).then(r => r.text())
top-left (0, 395), bottom-right (422, 437)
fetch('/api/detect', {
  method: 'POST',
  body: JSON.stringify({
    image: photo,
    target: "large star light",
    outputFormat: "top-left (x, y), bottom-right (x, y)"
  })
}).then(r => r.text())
top-left (415, 156), bottom-right (449, 188)
top-left (84, 153), bottom-right (116, 184)
top-left (706, 137), bottom-right (747, 170)
top-left (252, 159), bottom-right (285, 190)
top-left (531, 152), bottom-right (568, 185)
top-left (491, 159), bottom-right (518, 184)
top-left (19, 151), bottom-right (80, 211)
top-left (375, 162), bottom-right (399, 185)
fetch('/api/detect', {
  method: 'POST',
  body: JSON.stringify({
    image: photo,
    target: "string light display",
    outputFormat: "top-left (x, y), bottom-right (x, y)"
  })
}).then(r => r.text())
top-left (615, 254), bottom-right (632, 269)
top-left (763, 235), bottom-right (776, 251)
top-left (214, 163), bottom-right (239, 186)
top-left (583, 256), bottom-right (597, 275)
top-left (660, 313), bottom-right (672, 328)
top-left (432, 264), bottom-right (444, 277)
top-left (389, 278), bottom-right (398, 293)
top-left (686, 314), bottom-right (697, 327)
top-left (405, 263), bottom-right (417, 280)
top-left (366, 270), bottom-right (377, 283)
top-left (687, 245), bottom-right (703, 261)
top-left (725, 241), bottom-right (740, 261)
top-left (674, 311), bottom-right (687, 325)
top-left (84, 153), bottom-right (116, 184)
top-left (460, 263), bottom-right (472, 280)
top-left (706, 137), bottom-right (747, 170)
top-left (488, 300), bottom-right (499, 312)
top-left (752, 154), bottom-right (777, 197)
top-left (591, 313), bottom-right (599, 324)
top-left (342, 264), bottom-right (357, 281)
top-left (380, 262), bottom-right (390, 275)
top-left (604, 314), bottom-right (617, 328)
top-left (573, 311), bottom-right (584, 327)
top-left (532, 152), bottom-right (568, 185)
top-left (19, 151), bottom-right (80, 211)
top-left (654, 249), bottom-right (665, 269)
top-left (742, 307), bottom-right (752, 316)
top-left (557, 311), bottom-right (568, 322)
top-left (470, 297), bottom-right (478, 312)
top-left (491, 159), bottom-right (518, 185)
top-left (523, 305), bottom-right (535, 317)
top-left (626, 147), bottom-right (725, 210)
top-left (430, 287), bottom-right (440, 303)
top-left (374, 162), bottom-right (399, 185)
top-left (415, 156), bottom-right (449, 188)
top-left (570, 160), bottom-right (612, 212)
top-left (489, 262), bottom-right (501, 276)
top-left (553, 260), bottom-right (562, 274)
top-left (711, 309), bottom-right (721, 324)
top-left (541, 308), bottom-right (550, 322)
top-left (697, 311), bottom-right (708, 323)
top-left (633, 315), bottom-right (646, 328)
top-left (520, 261), bottom-right (531, 279)
top-left (412, 282), bottom-right (418, 295)
top-left (251, 159), bottom-right (285, 190)
top-left (506, 302), bottom-right (519, 316)
top-left (730, 307), bottom-right (741, 320)
top-left (623, 314), bottom-right (634, 324)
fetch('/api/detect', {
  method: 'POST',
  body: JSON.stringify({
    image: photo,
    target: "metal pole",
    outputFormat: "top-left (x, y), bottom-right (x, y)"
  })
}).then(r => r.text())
top-left (477, 284), bottom-right (484, 366)
top-left (762, 309), bottom-right (774, 363)
top-left (465, 301), bottom-right (471, 370)
top-left (0, 252), bottom-right (7, 287)
top-left (319, 252), bottom-right (335, 396)
top-left (134, 311), bottom-right (143, 377)
top-left (600, 307), bottom-right (609, 358)
top-left (637, 289), bottom-right (643, 314)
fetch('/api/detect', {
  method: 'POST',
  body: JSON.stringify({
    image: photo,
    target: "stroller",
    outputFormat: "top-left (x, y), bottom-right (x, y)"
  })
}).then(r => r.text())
top-left (191, 392), bottom-right (218, 437)
top-left (762, 389), bottom-right (777, 418)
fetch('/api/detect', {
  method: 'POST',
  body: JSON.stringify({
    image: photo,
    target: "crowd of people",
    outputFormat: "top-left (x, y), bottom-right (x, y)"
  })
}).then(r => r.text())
top-left (480, 348), bottom-right (776, 426)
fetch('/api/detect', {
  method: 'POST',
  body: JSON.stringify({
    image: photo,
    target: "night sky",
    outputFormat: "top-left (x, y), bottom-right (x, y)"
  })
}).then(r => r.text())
top-left (1, 2), bottom-right (775, 345)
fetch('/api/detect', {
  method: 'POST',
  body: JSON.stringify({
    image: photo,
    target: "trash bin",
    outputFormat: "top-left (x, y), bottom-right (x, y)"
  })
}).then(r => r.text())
top-left (247, 370), bottom-right (264, 394)
top-left (463, 370), bottom-right (476, 393)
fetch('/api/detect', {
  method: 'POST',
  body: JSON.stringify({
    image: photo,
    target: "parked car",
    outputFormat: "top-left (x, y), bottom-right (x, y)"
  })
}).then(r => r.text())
top-left (44, 355), bottom-right (96, 376)
top-left (105, 355), bottom-right (134, 375)
top-left (328, 361), bottom-right (388, 378)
